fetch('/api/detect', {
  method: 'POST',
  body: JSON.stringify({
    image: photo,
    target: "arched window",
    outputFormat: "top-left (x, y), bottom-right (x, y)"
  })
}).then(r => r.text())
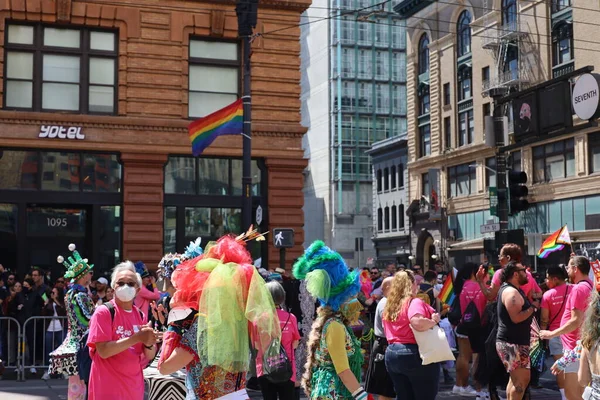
top-left (390, 165), bottom-right (397, 189)
top-left (398, 163), bottom-right (404, 187)
top-left (376, 169), bottom-right (382, 192)
top-left (383, 167), bottom-right (389, 190)
top-left (391, 206), bottom-right (397, 230)
top-left (418, 34), bottom-right (429, 74)
top-left (502, 0), bottom-right (517, 26)
top-left (457, 11), bottom-right (472, 57)
top-left (384, 206), bottom-right (390, 230)
top-left (377, 208), bottom-right (383, 231)
top-left (399, 205), bottom-right (405, 228)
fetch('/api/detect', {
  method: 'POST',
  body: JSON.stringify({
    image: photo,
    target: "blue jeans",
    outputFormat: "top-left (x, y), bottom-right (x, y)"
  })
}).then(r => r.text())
top-left (385, 343), bottom-right (440, 400)
top-left (45, 330), bottom-right (65, 366)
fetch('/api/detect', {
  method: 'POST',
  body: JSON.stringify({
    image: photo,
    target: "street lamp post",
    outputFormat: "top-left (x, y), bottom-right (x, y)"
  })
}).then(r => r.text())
top-left (236, 0), bottom-right (258, 230)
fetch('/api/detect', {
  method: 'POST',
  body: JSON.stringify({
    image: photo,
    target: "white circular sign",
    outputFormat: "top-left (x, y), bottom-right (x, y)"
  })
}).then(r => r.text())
top-left (572, 73), bottom-right (600, 120)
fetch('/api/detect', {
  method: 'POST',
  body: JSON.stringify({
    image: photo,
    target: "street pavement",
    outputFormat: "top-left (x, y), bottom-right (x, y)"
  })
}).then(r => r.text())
top-left (0, 367), bottom-right (562, 399)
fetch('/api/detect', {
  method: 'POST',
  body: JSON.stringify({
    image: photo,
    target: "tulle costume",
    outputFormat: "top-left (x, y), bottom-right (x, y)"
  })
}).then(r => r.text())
top-left (159, 232), bottom-right (281, 399)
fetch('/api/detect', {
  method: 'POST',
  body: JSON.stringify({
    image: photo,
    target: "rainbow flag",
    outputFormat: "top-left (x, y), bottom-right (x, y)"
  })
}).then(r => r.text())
top-left (437, 274), bottom-right (455, 305)
top-left (188, 99), bottom-right (243, 156)
top-left (537, 225), bottom-right (571, 259)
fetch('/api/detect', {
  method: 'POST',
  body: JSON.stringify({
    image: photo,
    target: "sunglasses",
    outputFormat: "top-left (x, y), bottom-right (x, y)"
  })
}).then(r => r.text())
top-left (115, 281), bottom-right (137, 287)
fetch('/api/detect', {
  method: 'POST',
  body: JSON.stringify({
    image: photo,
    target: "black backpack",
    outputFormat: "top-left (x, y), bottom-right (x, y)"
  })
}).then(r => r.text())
top-left (262, 313), bottom-right (293, 384)
top-left (77, 302), bottom-right (144, 382)
top-left (460, 300), bottom-right (481, 331)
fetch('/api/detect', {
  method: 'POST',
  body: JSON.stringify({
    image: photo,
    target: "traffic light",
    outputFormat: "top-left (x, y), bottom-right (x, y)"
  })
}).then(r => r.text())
top-left (508, 171), bottom-right (529, 215)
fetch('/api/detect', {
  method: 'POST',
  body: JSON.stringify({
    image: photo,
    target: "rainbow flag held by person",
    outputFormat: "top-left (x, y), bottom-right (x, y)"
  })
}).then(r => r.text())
top-left (188, 99), bottom-right (243, 156)
top-left (537, 225), bottom-right (571, 259)
top-left (437, 274), bottom-right (455, 305)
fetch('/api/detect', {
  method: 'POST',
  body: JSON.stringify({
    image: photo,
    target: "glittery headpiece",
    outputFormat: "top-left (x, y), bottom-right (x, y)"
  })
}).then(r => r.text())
top-left (57, 243), bottom-right (93, 281)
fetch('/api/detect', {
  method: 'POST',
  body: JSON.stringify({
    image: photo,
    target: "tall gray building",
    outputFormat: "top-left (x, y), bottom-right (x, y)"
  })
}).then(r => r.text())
top-left (301, 0), bottom-right (407, 267)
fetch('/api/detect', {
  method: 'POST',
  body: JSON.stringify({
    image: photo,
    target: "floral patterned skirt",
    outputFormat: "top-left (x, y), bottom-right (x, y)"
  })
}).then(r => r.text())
top-left (309, 366), bottom-right (353, 400)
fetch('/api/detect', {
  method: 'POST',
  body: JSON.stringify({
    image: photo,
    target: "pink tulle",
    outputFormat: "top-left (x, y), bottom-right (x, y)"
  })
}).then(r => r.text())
top-left (359, 269), bottom-right (373, 297)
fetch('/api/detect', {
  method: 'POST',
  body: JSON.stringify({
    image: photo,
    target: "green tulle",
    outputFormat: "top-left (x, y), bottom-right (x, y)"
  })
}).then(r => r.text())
top-left (196, 261), bottom-right (280, 373)
top-left (305, 269), bottom-right (331, 300)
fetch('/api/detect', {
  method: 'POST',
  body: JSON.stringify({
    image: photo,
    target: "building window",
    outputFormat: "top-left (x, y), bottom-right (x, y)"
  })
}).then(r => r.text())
top-left (391, 165), bottom-right (397, 190)
top-left (502, 0), bottom-right (517, 25)
top-left (504, 45), bottom-right (519, 81)
top-left (189, 39), bottom-right (239, 118)
top-left (552, 23), bottom-right (573, 67)
top-left (486, 157), bottom-right (497, 188)
top-left (458, 109), bottom-right (474, 146)
top-left (418, 34), bottom-right (429, 74)
top-left (443, 83), bottom-right (451, 106)
top-left (422, 173), bottom-right (430, 197)
top-left (4, 24), bottom-right (117, 113)
top-left (533, 138), bottom-right (575, 183)
top-left (552, 0), bottom-right (571, 13)
top-left (483, 102), bottom-right (491, 119)
top-left (377, 208), bottom-right (383, 231)
top-left (391, 206), bottom-right (397, 230)
top-left (444, 117), bottom-right (451, 149)
top-left (589, 133), bottom-right (600, 173)
top-left (418, 84), bottom-right (430, 116)
top-left (398, 163), bottom-right (404, 187)
top-left (376, 169), bottom-right (383, 192)
top-left (457, 11), bottom-right (472, 57)
top-left (482, 66), bottom-right (490, 83)
top-left (448, 162), bottom-right (476, 198)
top-left (420, 124), bottom-right (431, 158)
top-left (510, 150), bottom-right (522, 172)
top-left (458, 66), bottom-right (472, 101)
top-left (383, 167), bottom-right (389, 191)
top-left (398, 204), bottom-right (405, 228)
top-left (384, 206), bottom-right (390, 231)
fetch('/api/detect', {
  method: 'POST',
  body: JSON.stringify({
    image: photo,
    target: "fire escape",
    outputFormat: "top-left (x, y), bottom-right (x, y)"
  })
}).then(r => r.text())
top-left (481, 0), bottom-right (529, 97)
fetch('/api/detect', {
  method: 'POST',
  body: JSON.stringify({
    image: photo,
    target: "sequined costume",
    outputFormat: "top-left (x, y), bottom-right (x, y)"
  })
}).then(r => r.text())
top-left (48, 284), bottom-right (95, 376)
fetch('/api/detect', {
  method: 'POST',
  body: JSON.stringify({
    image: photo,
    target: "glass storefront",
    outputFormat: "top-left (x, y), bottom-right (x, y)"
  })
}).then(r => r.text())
top-left (164, 156), bottom-right (267, 263)
top-left (0, 149), bottom-right (122, 278)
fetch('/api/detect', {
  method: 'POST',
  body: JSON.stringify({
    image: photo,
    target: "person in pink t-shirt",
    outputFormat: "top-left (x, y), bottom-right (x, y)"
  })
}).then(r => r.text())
top-left (540, 265), bottom-right (570, 399)
top-left (476, 243), bottom-right (542, 302)
top-left (255, 281), bottom-right (301, 399)
top-left (133, 261), bottom-right (160, 323)
top-left (87, 262), bottom-right (161, 400)
top-left (383, 270), bottom-right (441, 400)
top-left (541, 256), bottom-right (593, 400)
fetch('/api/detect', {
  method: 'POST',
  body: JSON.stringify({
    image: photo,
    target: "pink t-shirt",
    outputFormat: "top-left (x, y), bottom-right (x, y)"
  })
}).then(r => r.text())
top-left (541, 284), bottom-right (571, 331)
top-left (134, 286), bottom-right (160, 323)
top-left (87, 300), bottom-right (147, 400)
top-left (384, 298), bottom-right (434, 345)
top-left (460, 280), bottom-right (487, 320)
top-left (492, 269), bottom-right (540, 298)
top-left (255, 309), bottom-right (301, 382)
top-left (561, 279), bottom-right (593, 351)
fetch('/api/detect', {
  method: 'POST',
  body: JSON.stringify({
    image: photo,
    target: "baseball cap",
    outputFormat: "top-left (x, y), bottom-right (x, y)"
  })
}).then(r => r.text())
top-left (97, 277), bottom-right (109, 285)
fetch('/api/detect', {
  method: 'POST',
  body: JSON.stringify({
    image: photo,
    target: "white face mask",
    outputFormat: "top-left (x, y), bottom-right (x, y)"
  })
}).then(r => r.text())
top-left (115, 285), bottom-right (136, 302)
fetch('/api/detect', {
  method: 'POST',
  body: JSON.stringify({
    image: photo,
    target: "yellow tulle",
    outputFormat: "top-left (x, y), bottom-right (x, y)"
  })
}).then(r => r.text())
top-left (196, 261), bottom-right (281, 373)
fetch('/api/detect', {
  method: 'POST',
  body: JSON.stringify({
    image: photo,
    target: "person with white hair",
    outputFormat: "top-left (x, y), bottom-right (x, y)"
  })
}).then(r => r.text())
top-left (86, 261), bottom-right (162, 400)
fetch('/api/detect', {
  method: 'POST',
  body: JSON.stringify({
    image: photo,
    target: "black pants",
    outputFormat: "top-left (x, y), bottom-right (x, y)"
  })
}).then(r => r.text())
top-left (258, 376), bottom-right (295, 400)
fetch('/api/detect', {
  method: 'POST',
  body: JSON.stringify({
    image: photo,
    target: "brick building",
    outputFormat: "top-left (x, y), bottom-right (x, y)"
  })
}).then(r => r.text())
top-left (0, 0), bottom-right (309, 278)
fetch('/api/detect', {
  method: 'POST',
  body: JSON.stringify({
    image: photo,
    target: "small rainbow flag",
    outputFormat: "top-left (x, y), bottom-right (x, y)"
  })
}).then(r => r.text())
top-left (537, 225), bottom-right (571, 259)
top-left (188, 99), bottom-right (243, 156)
top-left (437, 274), bottom-right (455, 305)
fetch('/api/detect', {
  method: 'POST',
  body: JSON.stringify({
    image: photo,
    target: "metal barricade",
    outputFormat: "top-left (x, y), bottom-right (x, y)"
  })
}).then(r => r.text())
top-left (0, 316), bottom-right (23, 381)
top-left (21, 316), bottom-right (68, 381)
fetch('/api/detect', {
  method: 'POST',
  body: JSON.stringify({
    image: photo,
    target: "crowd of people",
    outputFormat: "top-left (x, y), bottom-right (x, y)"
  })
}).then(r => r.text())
top-left (1, 238), bottom-right (600, 400)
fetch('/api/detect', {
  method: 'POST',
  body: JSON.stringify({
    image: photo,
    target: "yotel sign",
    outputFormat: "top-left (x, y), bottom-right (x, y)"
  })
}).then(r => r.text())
top-left (572, 73), bottom-right (600, 121)
top-left (39, 125), bottom-right (85, 140)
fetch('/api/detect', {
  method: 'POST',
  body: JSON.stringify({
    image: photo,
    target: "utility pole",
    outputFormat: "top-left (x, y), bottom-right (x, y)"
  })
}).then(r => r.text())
top-left (236, 0), bottom-right (258, 230)
top-left (490, 88), bottom-right (508, 247)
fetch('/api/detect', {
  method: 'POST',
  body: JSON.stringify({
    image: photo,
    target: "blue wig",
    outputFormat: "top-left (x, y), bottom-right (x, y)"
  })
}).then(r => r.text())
top-left (293, 240), bottom-right (360, 311)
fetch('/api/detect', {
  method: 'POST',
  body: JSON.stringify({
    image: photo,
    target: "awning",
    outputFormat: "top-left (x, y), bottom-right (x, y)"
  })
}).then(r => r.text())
top-left (448, 237), bottom-right (484, 251)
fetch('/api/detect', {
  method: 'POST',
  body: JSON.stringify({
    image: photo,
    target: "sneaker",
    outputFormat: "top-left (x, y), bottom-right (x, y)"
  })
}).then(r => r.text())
top-left (41, 372), bottom-right (50, 380)
top-left (30, 367), bottom-right (37, 374)
top-left (477, 391), bottom-right (491, 400)
top-left (452, 386), bottom-right (478, 397)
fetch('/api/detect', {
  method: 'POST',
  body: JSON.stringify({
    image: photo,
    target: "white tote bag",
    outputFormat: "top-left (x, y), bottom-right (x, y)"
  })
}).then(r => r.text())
top-left (410, 324), bottom-right (456, 365)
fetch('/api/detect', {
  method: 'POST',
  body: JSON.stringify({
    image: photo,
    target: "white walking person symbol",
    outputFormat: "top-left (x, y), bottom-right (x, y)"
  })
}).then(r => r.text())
top-left (275, 231), bottom-right (284, 246)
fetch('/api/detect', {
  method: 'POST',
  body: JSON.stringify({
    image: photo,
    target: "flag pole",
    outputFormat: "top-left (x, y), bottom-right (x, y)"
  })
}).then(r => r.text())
top-left (236, 0), bottom-right (257, 230)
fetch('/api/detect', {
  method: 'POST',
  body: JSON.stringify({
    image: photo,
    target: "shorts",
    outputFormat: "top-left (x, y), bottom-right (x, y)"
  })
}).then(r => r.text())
top-left (496, 341), bottom-right (530, 373)
top-left (549, 336), bottom-right (564, 356)
top-left (365, 336), bottom-right (395, 397)
top-left (564, 358), bottom-right (580, 374)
